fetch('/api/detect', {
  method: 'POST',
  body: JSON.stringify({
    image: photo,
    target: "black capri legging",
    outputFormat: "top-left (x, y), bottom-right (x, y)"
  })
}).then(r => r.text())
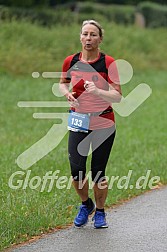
top-left (68, 126), bottom-right (116, 183)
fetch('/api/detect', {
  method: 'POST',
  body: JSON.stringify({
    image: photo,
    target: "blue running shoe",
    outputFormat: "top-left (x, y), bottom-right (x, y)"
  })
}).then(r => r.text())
top-left (93, 211), bottom-right (108, 228)
top-left (74, 204), bottom-right (95, 227)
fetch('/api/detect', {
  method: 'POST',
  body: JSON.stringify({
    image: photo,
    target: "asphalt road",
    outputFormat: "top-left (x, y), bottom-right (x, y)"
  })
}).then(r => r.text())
top-left (9, 186), bottom-right (167, 252)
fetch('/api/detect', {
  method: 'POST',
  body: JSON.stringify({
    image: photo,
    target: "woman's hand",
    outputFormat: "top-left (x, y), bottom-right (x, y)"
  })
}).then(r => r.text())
top-left (66, 92), bottom-right (79, 107)
top-left (84, 80), bottom-right (122, 103)
top-left (84, 81), bottom-right (99, 95)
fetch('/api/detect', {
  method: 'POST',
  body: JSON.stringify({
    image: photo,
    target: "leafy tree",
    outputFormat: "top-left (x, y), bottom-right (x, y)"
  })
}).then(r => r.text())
top-left (0, 0), bottom-right (34, 7)
top-left (0, 0), bottom-right (167, 8)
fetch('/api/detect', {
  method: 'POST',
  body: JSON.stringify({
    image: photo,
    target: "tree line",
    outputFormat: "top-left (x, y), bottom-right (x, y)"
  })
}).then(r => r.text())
top-left (0, 0), bottom-right (167, 8)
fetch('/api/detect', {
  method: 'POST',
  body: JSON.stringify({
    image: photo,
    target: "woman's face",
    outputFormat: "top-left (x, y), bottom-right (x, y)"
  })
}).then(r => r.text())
top-left (80, 24), bottom-right (102, 51)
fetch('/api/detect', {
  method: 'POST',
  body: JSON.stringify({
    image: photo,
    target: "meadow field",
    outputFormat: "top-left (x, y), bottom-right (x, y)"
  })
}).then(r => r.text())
top-left (0, 20), bottom-right (167, 250)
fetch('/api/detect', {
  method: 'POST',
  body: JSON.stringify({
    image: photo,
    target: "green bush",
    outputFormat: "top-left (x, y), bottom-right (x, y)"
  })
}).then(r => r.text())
top-left (137, 1), bottom-right (167, 28)
top-left (0, 3), bottom-right (135, 27)
top-left (0, 5), bottom-right (75, 26)
top-left (77, 2), bottom-right (135, 24)
top-left (1, 2), bottom-right (167, 28)
top-left (101, 4), bottom-right (135, 24)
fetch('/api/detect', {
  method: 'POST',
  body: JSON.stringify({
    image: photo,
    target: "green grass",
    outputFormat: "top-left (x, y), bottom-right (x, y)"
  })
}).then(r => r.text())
top-left (0, 20), bottom-right (167, 250)
top-left (0, 21), bottom-right (167, 75)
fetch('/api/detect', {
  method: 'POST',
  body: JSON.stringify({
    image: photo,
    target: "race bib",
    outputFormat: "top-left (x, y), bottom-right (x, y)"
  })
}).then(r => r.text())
top-left (68, 111), bottom-right (90, 133)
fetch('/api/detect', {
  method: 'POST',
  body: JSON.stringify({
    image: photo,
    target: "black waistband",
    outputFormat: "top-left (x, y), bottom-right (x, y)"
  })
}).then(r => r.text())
top-left (69, 107), bottom-right (113, 116)
top-left (89, 107), bottom-right (113, 116)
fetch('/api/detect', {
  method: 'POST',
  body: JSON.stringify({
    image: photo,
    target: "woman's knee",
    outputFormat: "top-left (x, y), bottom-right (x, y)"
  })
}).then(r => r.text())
top-left (70, 161), bottom-right (86, 181)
